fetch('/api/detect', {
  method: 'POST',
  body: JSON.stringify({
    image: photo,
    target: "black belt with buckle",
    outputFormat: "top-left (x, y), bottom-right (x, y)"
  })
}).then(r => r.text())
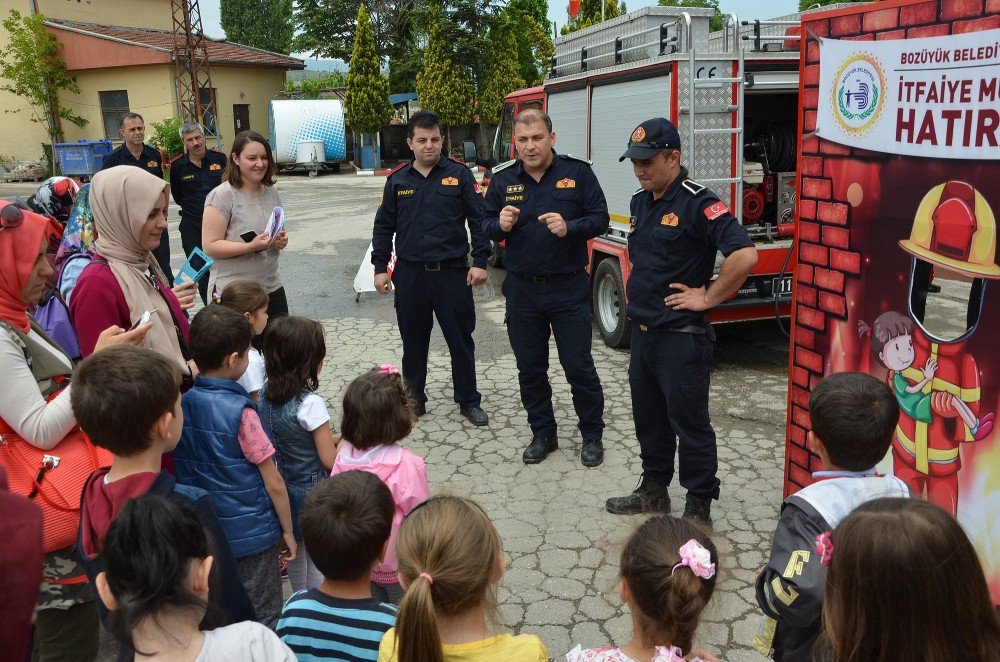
top-left (638, 321), bottom-right (708, 334)
top-left (508, 270), bottom-right (582, 284)
top-left (398, 258), bottom-right (468, 271)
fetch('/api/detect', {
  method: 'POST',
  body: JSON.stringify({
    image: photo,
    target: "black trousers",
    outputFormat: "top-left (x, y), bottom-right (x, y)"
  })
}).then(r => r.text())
top-left (152, 229), bottom-right (173, 287)
top-left (630, 326), bottom-right (719, 500)
top-left (392, 261), bottom-right (480, 407)
top-left (179, 218), bottom-right (209, 305)
top-left (502, 271), bottom-right (604, 440)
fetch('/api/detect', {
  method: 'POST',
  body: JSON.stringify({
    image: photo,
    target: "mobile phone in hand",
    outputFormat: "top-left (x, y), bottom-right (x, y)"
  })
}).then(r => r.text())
top-left (129, 310), bottom-right (152, 331)
top-left (240, 230), bottom-right (258, 243)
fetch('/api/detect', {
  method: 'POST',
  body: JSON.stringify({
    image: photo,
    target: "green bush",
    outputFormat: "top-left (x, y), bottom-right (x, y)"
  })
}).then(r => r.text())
top-left (149, 116), bottom-right (184, 164)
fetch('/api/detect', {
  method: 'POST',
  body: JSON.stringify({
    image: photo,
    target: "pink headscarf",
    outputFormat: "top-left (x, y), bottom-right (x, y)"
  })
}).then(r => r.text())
top-left (0, 201), bottom-right (49, 333)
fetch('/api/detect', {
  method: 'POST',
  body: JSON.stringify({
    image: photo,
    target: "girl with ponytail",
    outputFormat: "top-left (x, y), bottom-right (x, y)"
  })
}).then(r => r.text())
top-left (567, 516), bottom-right (719, 661)
top-left (377, 496), bottom-right (548, 662)
top-left (95, 494), bottom-right (295, 660)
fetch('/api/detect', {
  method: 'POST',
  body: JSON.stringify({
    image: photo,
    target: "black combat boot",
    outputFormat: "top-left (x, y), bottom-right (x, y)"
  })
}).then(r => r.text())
top-left (605, 475), bottom-right (671, 515)
top-left (522, 436), bottom-right (558, 464)
top-left (682, 493), bottom-right (713, 525)
top-left (580, 438), bottom-right (604, 467)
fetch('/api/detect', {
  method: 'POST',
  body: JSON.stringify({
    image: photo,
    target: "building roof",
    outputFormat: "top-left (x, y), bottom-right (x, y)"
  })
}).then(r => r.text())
top-left (389, 93), bottom-right (418, 106)
top-left (46, 19), bottom-right (305, 70)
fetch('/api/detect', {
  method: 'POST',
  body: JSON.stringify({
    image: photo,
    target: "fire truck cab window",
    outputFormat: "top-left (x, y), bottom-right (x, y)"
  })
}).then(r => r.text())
top-left (498, 101), bottom-right (515, 161)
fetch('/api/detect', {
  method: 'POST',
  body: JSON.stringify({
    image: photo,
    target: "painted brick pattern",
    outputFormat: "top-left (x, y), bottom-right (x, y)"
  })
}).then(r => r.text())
top-left (784, 0), bottom-right (999, 497)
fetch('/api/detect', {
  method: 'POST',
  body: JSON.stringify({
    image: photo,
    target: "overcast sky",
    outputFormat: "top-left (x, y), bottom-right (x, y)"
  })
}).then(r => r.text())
top-left (198, 0), bottom-right (800, 51)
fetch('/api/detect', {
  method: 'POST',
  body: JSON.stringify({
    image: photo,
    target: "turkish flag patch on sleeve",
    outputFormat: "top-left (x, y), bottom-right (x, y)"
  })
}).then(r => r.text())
top-left (704, 201), bottom-right (729, 221)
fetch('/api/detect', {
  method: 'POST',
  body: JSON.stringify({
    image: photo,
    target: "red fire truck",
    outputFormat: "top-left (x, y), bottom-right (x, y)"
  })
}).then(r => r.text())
top-left (487, 5), bottom-right (825, 347)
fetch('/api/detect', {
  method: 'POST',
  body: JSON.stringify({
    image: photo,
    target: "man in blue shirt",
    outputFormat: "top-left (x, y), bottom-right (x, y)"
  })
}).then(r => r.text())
top-left (482, 109), bottom-right (609, 467)
top-left (605, 118), bottom-right (758, 524)
top-left (372, 110), bottom-right (491, 427)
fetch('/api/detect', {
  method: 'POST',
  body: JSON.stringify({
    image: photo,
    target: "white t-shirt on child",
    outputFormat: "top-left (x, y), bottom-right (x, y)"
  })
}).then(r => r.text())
top-left (297, 393), bottom-right (331, 432)
top-left (238, 348), bottom-right (266, 394)
top-left (195, 621), bottom-right (296, 661)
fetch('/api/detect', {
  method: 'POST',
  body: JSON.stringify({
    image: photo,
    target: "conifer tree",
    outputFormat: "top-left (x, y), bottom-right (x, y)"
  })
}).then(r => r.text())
top-left (417, 2), bottom-right (474, 149)
top-left (479, 17), bottom-right (524, 125)
top-left (344, 3), bottom-right (394, 166)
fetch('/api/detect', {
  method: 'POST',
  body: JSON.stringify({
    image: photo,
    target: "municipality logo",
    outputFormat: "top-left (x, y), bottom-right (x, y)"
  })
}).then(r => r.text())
top-left (833, 53), bottom-right (885, 134)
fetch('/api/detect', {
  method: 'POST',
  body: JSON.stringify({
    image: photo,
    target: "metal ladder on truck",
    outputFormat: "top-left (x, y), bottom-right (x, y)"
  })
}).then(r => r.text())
top-left (675, 13), bottom-right (745, 221)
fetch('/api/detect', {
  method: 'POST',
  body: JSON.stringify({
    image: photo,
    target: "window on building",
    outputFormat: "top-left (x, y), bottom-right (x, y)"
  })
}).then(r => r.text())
top-left (99, 90), bottom-right (130, 139)
top-left (199, 88), bottom-right (219, 137)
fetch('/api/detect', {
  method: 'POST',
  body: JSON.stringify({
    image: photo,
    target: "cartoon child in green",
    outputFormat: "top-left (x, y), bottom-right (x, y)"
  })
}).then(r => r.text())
top-left (860, 311), bottom-right (993, 439)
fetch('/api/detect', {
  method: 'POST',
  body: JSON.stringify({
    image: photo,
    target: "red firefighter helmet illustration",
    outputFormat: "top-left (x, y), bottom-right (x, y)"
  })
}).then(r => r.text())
top-left (899, 181), bottom-right (1000, 280)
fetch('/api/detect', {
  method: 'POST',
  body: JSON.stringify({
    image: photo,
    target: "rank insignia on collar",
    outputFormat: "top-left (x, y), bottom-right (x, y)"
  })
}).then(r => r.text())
top-left (442, 177), bottom-right (459, 186)
top-left (147, 160), bottom-right (158, 168)
top-left (660, 213), bottom-right (679, 227)
top-left (556, 178), bottom-right (576, 189)
top-left (209, 163), bottom-right (222, 170)
top-left (704, 201), bottom-right (729, 221)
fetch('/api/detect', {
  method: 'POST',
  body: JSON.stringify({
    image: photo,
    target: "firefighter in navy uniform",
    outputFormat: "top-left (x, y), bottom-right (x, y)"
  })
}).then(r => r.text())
top-left (482, 109), bottom-right (609, 467)
top-left (605, 118), bottom-right (758, 523)
top-left (372, 110), bottom-right (491, 426)
top-left (99, 112), bottom-right (174, 285)
top-left (169, 122), bottom-right (227, 304)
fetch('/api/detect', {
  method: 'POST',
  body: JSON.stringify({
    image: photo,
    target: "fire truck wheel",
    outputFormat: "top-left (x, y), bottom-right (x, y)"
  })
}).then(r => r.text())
top-left (593, 257), bottom-right (632, 349)
top-left (488, 240), bottom-right (505, 269)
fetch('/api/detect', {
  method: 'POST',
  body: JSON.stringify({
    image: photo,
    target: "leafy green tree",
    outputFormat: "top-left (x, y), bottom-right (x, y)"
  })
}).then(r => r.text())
top-left (344, 3), bottom-right (394, 166)
top-left (0, 10), bottom-right (87, 145)
top-left (658, 0), bottom-right (723, 31)
top-left (417, 2), bottom-right (474, 146)
top-left (438, 0), bottom-right (502, 98)
top-left (562, 0), bottom-right (625, 34)
top-left (295, 0), bottom-right (420, 63)
top-left (221, 0), bottom-right (295, 53)
top-left (479, 17), bottom-right (524, 125)
top-left (149, 117), bottom-right (185, 163)
top-left (285, 71), bottom-right (348, 98)
top-left (507, 0), bottom-right (554, 85)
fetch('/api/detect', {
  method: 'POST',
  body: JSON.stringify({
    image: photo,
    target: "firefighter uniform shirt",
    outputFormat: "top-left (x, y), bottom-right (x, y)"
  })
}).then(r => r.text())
top-left (169, 149), bottom-right (227, 227)
top-left (372, 156), bottom-right (490, 272)
top-left (100, 143), bottom-right (163, 178)
top-left (483, 151), bottom-right (610, 276)
top-left (626, 166), bottom-right (753, 329)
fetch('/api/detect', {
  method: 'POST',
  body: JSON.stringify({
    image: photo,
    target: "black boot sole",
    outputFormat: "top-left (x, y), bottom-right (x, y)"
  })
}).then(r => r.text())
top-left (581, 456), bottom-right (604, 467)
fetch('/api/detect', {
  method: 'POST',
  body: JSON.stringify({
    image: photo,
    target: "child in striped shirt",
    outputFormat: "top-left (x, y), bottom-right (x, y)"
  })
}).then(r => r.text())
top-left (277, 470), bottom-right (397, 661)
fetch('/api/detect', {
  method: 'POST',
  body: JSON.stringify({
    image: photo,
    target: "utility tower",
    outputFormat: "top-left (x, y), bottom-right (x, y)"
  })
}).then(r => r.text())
top-left (170, 0), bottom-right (216, 131)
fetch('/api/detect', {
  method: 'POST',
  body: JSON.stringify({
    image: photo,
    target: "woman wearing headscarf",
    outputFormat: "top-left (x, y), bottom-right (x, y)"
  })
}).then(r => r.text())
top-left (0, 200), bottom-right (147, 661)
top-left (69, 166), bottom-right (198, 378)
top-left (14, 176), bottom-right (80, 291)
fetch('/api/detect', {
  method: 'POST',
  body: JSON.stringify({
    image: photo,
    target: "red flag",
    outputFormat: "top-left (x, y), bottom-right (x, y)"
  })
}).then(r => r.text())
top-left (569, 0), bottom-right (580, 19)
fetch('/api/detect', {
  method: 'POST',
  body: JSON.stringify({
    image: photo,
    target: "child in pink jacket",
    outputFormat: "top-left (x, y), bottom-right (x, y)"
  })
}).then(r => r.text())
top-left (330, 364), bottom-right (429, 604)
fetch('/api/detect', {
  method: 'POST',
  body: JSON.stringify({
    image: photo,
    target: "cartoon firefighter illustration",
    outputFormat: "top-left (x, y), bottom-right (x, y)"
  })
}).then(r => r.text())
top-left (860, 181), bottom-right (999, 514)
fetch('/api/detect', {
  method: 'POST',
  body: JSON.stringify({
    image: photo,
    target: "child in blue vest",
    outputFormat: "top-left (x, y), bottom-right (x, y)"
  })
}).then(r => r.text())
top-left (172, 305), bottom-right (296, 629)
top-left (258, 315), bottom-right (340, 592)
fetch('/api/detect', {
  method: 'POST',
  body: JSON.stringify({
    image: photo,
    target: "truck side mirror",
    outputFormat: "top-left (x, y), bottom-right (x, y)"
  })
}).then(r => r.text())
top-left (463, 140), bottom-right (478, 164)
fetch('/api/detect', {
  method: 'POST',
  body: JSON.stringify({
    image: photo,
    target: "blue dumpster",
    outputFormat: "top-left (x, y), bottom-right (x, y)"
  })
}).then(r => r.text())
top-left (53, 140), bottom-right (114, 178)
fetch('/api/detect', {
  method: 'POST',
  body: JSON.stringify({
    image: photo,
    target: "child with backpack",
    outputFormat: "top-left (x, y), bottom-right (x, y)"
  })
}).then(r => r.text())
top-left (821, 497), bottom-right (1000, 661)
top-left (330, 364), bottom-right (428, 604)
top-left (96, 494), bottom-right (295, 661)
top-left (216, 280), bottom-right (269, 400)
top-left (754, 372), bottom-right (911, 661)
top-left (172, 306), bottom-right (296, 628)
top-left (378, 496), bottom-right (548, 662)
top-left (566, 516), bottom-right (719, 662)
top-left (258, 316), bottom-right (340, 592)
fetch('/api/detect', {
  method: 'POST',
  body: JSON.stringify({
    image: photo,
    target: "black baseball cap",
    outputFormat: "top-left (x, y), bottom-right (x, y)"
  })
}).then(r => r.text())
top-left (619, 118), bottom-right (681, 162)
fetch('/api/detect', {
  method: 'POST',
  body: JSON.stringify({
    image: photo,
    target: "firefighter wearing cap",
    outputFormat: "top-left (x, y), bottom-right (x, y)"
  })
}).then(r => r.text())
top-left (605, 117), bottom-right (757, 524)
top-left (893, 180), bottom-right (999, 514)
top-left (482, 109), bottom-right (609, 467)
top-left (371, 109), bottom-right (492, 427)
